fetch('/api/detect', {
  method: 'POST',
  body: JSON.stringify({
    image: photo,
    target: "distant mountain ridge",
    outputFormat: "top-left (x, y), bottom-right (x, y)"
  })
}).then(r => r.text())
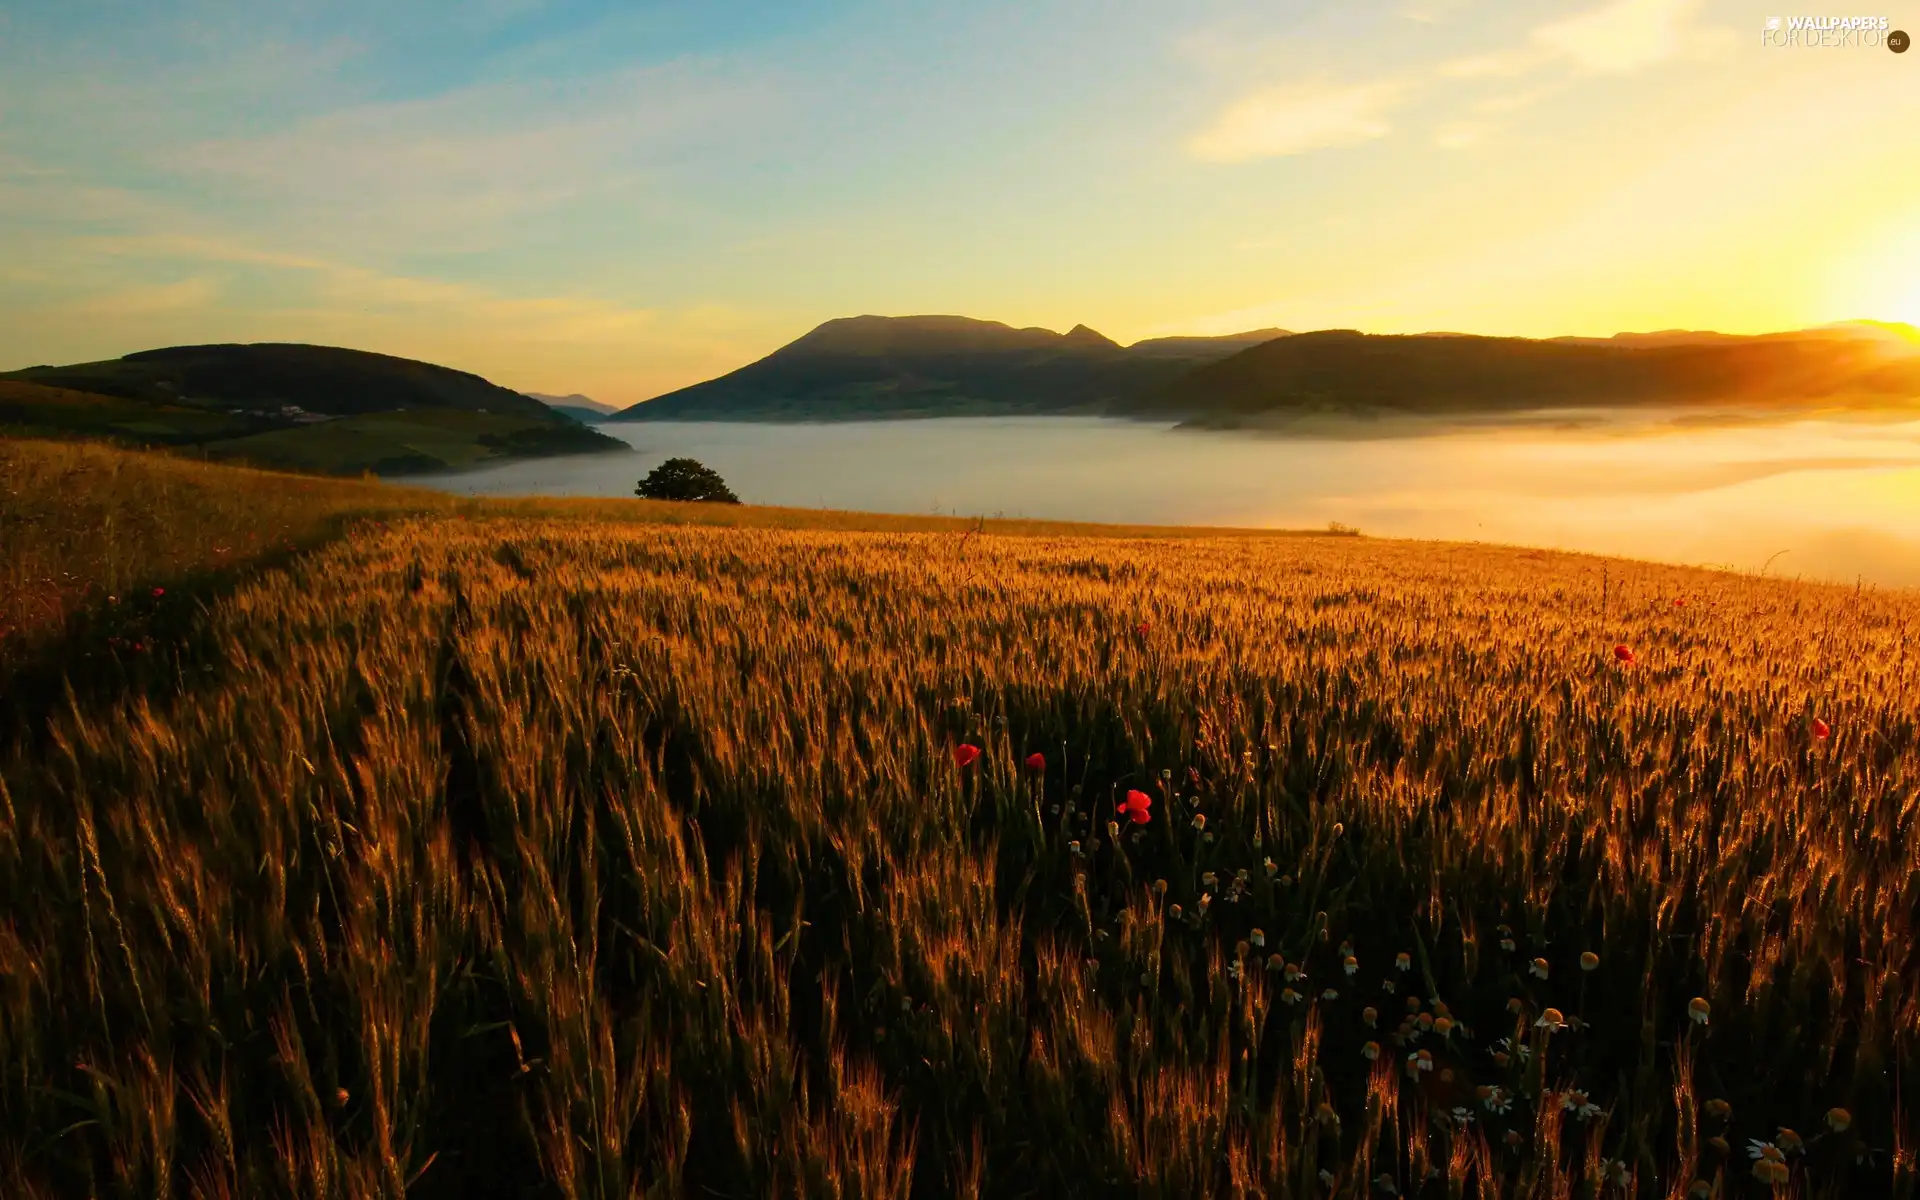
top-left (526, 391), bottom-right (619, 415)
top-left (610, 315), bottom-right (1920, 423)
top-left (1119, 327), bottom-right (1920, 425)
top-left (609, 315), bottom-right (1292, 421)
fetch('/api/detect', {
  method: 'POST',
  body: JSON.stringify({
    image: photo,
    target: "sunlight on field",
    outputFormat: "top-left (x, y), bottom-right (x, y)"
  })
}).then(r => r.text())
top-left (2, 506), bottom-right (1915, 1196)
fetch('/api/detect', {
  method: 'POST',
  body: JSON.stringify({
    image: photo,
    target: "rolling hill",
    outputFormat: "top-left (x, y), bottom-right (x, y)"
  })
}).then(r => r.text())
top-left (1, 343), bottom-right (629, 475)
top-left (607, 315), bottom-right (1291, 421)
top-left (1114, 326), bottom-right (1920, 425)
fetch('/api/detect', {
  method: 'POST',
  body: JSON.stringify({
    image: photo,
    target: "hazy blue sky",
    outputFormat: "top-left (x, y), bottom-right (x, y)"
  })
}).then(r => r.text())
top-left (3, 0), bottom-right (1916, 402)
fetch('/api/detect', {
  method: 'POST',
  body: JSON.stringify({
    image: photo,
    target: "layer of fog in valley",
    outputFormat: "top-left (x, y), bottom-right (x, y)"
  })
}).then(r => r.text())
top-left (399, 411), bottom-right (1920, 589)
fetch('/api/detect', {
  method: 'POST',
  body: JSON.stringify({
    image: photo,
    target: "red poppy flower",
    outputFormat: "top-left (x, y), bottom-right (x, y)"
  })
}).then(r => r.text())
top-left (1117, 789), bottom-right (1153, 824)
top-left (1025, 752), bottom-right (1046, 772)
top-left (1136, 622), bottom-right (1150, 634)
top-left (1672, 598), bottom-right (1686, 607)
top-left (953, 744), bottom-right (981, 768)
top-left (1613, 644), bottom-right (1635, 665)
top-left (1812, 718), bottom-right (1831, 740)
top-left (152, 587), bottom-right (165, 597)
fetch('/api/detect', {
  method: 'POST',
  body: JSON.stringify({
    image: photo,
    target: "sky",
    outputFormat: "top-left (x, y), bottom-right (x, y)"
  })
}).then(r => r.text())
top-left (2, 0), bottom-right (1917, 405)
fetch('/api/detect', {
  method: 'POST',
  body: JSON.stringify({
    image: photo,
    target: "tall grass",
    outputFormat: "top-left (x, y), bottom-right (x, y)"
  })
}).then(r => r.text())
top-left (0, 445), bottom-right (1916, 1197)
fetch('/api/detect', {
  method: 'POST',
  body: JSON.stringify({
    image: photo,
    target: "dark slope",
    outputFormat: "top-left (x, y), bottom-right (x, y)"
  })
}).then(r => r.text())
top-left (2, 343), bottom-right (629, 474)
top-left (8, 343), bottom-right (558, 419)
top-left (1116, 329), bottom-right (1920, 423)
top-left (609, 315), bottom-right (1292, 421)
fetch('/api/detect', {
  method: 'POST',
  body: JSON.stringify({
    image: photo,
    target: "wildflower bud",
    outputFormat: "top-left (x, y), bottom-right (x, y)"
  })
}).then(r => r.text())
top-left (1704, 1099), bottom-right (1731, 1121)
top-left (1152, 879), bottom-right (1168, 896)
top-left (1361, 1041), bottom-right (1380, 1060)
top-left (1827, 1107), bottom-right (1851, 1133)
top-left (1361, 1006), bottom-right (1378, 1027)
top-left (1406, 995), bottom-right (1421, 1013)
top-left (1529, 957), bottom-right (1550, 980)
top-left (1191, 814), bottom-right (1206, 831)
top-left (1433, 1017), bottom-right (1453, 1037)
top-left (1169, 904), bottom-right (1183, 919)
top-left (1331, 823), bottom-right (1343, 837)
top-left (1235, 940), bottom-right (1250, 958)
top-left (1687, 996), bottom-right (1711, 1025)
top-left (1250, 928), bottom-right (1265, 947)
top-left (1203, 832), bottom-right (1214, 844)
top-left (1107, 820), bottom-right (1119, 839)
top-left (1506, 996), bottom-right (1523, 1015)
top-left (333, 1088), bottom-right (350, 1108)
top-left (1580, 951), bottom-right (1599, 972)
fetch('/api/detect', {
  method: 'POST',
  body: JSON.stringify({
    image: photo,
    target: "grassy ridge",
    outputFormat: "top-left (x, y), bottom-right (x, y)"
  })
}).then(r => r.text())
top-left (1, 449), bottom-right (1916, 1197)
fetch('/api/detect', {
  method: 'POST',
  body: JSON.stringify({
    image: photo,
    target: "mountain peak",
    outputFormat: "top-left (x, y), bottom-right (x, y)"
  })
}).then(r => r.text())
top-left (1063, 323), bottom-right (1121, 350)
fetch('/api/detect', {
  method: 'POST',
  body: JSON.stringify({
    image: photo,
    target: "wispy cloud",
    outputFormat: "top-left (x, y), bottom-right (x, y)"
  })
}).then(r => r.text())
top-left (1194, 0), bottom-right (1730, 163)
top-left (1188, 79), bottom-right (1412, 162)
top-left (1531, 0), bottom-right (1710, 74)
top-left (1400, 0), bottom-right (1477, 23)
top-left (147, 55), bottom-right (784, 258)
top-left (70, 277), bottom-right (222, 317)
top-left (1436, 48), bottom-right (1546, 79)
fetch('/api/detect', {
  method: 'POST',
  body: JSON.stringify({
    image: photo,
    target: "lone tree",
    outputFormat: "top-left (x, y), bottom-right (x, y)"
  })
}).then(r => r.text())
top-left (635, 457), bottom-right (740, 503)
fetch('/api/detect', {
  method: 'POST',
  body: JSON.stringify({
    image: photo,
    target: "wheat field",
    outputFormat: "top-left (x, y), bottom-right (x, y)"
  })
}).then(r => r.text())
top-left (2, 498), bottom-right (1917, 1197)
